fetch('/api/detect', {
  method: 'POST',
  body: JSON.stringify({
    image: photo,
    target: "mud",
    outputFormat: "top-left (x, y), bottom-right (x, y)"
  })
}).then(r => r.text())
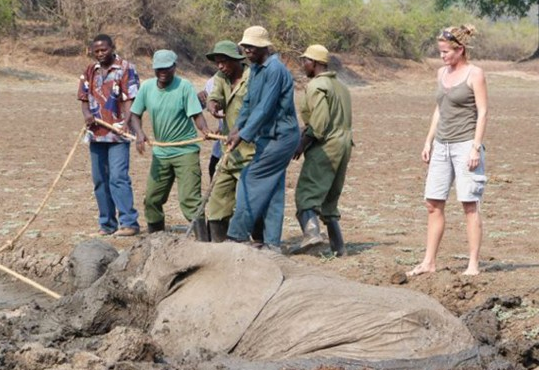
top-left (1, 43), bottom-right (539, 368)
top-left (1, 234), bottom-right (482, 370)
top-left (0, 276), bottom-right (51, 310)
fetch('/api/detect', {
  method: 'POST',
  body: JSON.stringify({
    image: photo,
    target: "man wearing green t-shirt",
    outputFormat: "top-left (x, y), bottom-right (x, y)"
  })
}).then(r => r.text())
top-left (130, 50), bottom-right (210, 241)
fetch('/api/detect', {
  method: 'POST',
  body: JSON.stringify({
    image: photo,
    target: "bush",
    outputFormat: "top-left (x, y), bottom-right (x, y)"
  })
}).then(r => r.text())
top-left (0, 0), bottom-right (17, 35)
top-left (2, 0), bottom-right (537, 62)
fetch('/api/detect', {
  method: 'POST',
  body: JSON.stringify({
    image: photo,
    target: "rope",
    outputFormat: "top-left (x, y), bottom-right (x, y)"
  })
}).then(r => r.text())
top-left (0, 264), bottom-right (61, 299)
top-left (0, 126), bottom-right (86, 254)
top-left (0, 119), bottom-right (228, 300)
top-left (0, 127), bottom-right (86, 300)
top-left (94, 118), bottom-right (226, 146)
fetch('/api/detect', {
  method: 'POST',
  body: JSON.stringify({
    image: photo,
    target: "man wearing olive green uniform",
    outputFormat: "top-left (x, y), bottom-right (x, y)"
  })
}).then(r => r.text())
top-left (294, 44), bottom-right (353, 257)
top-left (205, 41), bottom-right (256, 241)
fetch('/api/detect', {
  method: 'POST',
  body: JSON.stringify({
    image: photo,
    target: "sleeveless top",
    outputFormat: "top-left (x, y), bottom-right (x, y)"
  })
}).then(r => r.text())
top-left (435, 67), bottom-right (477, 143)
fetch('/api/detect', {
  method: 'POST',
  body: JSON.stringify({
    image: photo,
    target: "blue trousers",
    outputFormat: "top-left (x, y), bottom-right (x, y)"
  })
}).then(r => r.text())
top-left (227, 126), bottom-right (299, 245)
top-left (90, 142), bottom-right (139, 232)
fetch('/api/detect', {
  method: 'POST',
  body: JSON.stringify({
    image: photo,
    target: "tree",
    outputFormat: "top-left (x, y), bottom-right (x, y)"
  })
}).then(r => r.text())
top-left (0, 0), bottom-right (17, 36)
top-left (436, 0), bottom-right (539, 59)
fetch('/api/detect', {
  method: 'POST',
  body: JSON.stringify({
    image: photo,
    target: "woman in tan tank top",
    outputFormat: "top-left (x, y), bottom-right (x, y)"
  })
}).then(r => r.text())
top-left (407, 25), bottom-right (488, 277)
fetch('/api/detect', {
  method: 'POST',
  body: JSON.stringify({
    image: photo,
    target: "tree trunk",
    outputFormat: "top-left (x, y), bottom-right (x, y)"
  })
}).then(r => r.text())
top-left (534, 0), bottom-right (539, 58)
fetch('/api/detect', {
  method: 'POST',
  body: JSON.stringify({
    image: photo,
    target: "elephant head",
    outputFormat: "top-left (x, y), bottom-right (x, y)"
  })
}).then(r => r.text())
top-left (67, 239), bottom-right (119, 291)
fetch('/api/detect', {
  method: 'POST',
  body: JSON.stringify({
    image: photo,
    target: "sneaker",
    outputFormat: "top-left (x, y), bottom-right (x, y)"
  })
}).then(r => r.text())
top-left (97, 229), bottom-right (115, 236)
top-left (113, 227), bottom-right (139, 237)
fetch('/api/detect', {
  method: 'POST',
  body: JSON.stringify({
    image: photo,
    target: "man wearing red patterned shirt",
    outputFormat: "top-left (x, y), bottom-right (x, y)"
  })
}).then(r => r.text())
top-left (77, 34), bottom-right (140, 236)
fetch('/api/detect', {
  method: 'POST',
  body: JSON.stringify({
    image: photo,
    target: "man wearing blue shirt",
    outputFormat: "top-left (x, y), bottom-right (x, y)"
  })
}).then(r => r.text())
top-left (226, 26), bottom-right (300, 251)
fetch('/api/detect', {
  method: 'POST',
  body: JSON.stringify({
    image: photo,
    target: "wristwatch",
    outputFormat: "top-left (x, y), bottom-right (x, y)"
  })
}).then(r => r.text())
top-left (472, 143), bottom-right (482, 152)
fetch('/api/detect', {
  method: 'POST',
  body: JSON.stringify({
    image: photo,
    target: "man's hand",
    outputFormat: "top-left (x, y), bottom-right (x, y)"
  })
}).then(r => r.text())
top-left (293, 141), bottom-right (305, 160)
top-left (207, 100), bottom-right (225, 119)
top-left (293, 133), bottom-right (315, 160)
top-left (81, 101), bottom-right (95, 128)
top-left (226, 127), bottom-right (242, 151)
top-left (135, 131), bottom-right (148, 154)
top-left (84, 113), bottom-right (95, 128)
top-left (197, 90), bottom-right (208, 108)
top-left (193, 113), bottom-right (211, 139)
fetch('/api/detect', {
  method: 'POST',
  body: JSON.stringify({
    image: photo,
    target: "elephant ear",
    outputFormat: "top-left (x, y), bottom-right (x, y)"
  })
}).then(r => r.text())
top-left (147, 241), bottom-right (283, 357)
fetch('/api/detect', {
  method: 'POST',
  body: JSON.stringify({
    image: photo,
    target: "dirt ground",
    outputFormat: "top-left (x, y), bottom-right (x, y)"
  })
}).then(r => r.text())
top-left (1, 41), bottom-right (539, 369)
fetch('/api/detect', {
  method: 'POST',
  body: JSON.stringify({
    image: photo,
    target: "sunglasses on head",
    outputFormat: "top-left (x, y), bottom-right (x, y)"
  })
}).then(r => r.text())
top-left (442, 30), bottom-right (462, 46)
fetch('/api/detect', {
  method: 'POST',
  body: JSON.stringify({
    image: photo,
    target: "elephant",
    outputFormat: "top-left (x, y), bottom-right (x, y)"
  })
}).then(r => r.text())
top-left (52, 233), bottom-right (478, 369)
top-left (67, 239), bottom-right (119, 290)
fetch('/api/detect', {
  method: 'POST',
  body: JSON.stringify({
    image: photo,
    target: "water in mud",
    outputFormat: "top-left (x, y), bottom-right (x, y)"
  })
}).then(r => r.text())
top-left (0, 275), bottom-right (52, 310)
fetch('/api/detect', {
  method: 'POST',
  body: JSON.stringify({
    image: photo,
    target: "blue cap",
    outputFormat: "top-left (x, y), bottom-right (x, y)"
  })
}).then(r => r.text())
top-left (152, 49), bottom-right (178, 69)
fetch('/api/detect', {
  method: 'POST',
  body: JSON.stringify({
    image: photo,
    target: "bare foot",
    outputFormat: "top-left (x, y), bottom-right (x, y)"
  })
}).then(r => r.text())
top-left (406, 264), bottom-right (435, 277)
top-left (462, 268), bottom-right (480, 276)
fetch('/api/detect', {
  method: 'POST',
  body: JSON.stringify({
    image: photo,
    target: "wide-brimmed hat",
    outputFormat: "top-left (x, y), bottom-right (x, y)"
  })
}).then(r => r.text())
top-left (239, 26), bottom-right (272, 48)
top-left (152, 49), bottom-right (177, 69)
top-left (300, 44), bottom-right (329, 65)
top-left (206, 40), bottom-right (244, 61)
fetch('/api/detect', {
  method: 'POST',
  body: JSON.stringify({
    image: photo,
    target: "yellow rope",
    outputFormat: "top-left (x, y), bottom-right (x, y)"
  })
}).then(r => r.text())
top-left (0, 264), bottom-right (61, 299)
top-left (0, 120), bottom-right (228, 300)
top-left (94, 118), bottom-right (227, 146)
top-left (0, 126), bottom-right (86, 254)
top-left (0, 127), bottom-right (86, 300)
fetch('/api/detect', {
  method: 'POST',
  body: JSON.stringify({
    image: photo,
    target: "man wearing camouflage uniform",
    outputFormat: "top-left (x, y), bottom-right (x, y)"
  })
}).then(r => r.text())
top-left (204, 40), bottom-right (256, 241)
top-left (294, 44), bottom-right (353, 257)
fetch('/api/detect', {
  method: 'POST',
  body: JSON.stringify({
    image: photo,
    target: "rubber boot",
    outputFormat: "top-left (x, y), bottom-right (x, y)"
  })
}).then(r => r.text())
top-left (294, 209), bottom-right (323, 254)
top-left (326, 218), bottom-right (347, 257)
top-left (250, 218), bottom-right (264, 247)
top-left (147, 220), bottom-right (165, 234)
top-left (208, 219), bottom-right (229, 243)
top-left (193, 218), bottom-right (210, 242)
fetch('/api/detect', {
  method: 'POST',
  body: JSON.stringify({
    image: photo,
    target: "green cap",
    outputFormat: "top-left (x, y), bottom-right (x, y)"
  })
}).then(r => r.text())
top-left (153, 49), bottom-right (177, 69)
top-left (206, 40), bottom-right (244, 62)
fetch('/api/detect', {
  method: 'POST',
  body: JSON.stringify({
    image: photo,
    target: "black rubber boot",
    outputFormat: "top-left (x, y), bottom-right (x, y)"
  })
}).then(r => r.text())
top-left (193, 218), bottom-right (210, 242)
top-left (326, 218), bottom-right (347, 257)
top-left (208, 219), bottom-right (229, 243)
top-left (147, 220), bottom-right (165, 234)
top-left (250, 218), bottom-right (264, 246)
top-left (294, 209), bottom-right (323, 254)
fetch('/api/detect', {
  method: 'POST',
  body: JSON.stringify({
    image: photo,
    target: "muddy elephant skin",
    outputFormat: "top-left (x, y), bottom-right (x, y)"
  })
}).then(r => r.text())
top-left (67, 239), bottom-right (119, 290)
top-left (48, 234), bottom-right (479, 369)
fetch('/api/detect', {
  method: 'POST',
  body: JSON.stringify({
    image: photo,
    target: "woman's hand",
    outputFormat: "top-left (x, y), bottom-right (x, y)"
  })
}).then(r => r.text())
top-left (468, 147), bottom-right (480, 170)
top-left (421, 143), bottom-right (432, 164)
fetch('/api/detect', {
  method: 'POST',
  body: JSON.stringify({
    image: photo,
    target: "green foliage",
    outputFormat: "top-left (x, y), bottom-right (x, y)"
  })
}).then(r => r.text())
top-left (474, 18), bottom-right (537, 60)
top-left (435, 0), bottom-right (536, 19)
top-left (0, 0), bottom-right (17, 34)
top-left (436, 0), bottom-right (539, 57)
top-left (523, 327), bottom-right (539, 340)
top-left (2, 0), bottom-right (537, 61)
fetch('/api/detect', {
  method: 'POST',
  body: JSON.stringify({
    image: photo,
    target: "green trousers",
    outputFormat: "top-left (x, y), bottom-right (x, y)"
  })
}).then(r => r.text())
top-left (144, 152), bottom-right (202, 223)
top-left (207, 165), bottom-right (242, 221)
top-left (295, 144), bottom-right (351, 221)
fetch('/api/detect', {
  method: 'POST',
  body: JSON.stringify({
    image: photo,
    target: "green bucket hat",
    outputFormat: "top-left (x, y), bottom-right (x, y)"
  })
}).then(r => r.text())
top-left (152, 49), bottom-right (178, 69)
top-left (206, 40), bottom-right (245, 62)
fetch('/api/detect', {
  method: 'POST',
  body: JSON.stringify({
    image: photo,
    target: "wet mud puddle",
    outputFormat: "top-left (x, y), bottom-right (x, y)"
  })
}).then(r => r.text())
top-left (0, 275), bottom-right (52, 310)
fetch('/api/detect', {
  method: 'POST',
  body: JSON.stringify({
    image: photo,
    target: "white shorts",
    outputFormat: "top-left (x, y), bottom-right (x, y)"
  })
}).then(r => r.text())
top-left (424, 140), bottom-right (487, 202)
